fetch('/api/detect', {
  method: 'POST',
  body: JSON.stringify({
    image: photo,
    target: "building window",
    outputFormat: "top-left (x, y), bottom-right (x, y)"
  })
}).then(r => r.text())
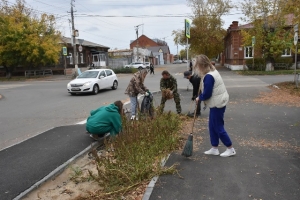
top-left (244, 46), bottom-right (253, 58)
top-left (69, 53), bottom-right (73, 64)
top-left (76, 53), bottom-right (79, 64)
top-left (282, 48), bottom-right (291, 57)
top-left (80, 53), bottom-right (84, 63)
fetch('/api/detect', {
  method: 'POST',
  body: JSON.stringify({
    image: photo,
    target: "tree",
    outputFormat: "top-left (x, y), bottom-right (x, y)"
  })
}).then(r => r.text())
top-left (240, 0), bottom-right (299, 68)
top-left (0, 0), bottom-right (61, 78)
top-left (172, 0), bottom-right (232, 58)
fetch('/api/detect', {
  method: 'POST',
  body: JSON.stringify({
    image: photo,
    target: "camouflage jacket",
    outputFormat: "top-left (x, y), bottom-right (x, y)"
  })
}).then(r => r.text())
top-left (125, 71), bottom-right (147, 97)
top-left (160, 75), bottom-right (177, 93)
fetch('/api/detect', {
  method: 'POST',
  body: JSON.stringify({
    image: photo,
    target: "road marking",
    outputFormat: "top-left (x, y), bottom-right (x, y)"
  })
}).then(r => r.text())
top-left (0, 84), bottom-right (30, 90)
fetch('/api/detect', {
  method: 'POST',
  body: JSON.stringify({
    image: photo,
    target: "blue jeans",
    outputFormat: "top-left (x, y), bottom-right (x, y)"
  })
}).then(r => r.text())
top-left (130, 96), bottom-right (138, 116)
top-left (209, 106), bottom-right (232, 147)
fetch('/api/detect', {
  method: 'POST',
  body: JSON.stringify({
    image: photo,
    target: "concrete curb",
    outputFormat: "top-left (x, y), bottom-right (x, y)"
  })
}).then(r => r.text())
top-left (13, 141), bottom-right (98, 200)
top-left (13, 91), bottom-right (163, 200)
top-left (142, 154), bottom-right (170, 200)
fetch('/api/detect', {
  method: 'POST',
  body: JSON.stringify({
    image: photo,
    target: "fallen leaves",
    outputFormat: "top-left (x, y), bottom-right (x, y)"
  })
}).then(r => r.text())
top-left (253, 82), bottom-right (300, 107)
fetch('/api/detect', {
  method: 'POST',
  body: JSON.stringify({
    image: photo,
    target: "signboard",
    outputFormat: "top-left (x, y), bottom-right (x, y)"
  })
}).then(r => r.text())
top-left (252, 36), bottom-right (256, 47)
top-left (294, 32), bottom-right (298, 46)
top-left (62, 47), bottom-right (67, 55)
top-left (78, 45), bottom-right (83, 52)
top-left (185, 19), bottom-right (191, 39)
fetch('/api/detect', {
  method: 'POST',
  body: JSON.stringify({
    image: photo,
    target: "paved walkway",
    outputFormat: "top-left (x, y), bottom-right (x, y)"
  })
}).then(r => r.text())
top-left (149, 76), bottom-right (300, 200)
top-left (1, 69), bottom-right (299, 200)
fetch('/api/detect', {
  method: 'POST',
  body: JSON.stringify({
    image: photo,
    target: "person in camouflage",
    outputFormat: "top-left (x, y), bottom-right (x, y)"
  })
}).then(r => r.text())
top-left (159, 70), bottom-right (181, 114)
top-left (125, 69), bottom-right (149, 120)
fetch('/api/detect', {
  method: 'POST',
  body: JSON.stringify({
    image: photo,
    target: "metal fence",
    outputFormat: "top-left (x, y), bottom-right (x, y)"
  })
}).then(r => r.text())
top-left (25, 69), bottom-right (53, 77)
top-left (108, 57), bottom-right (132, 69)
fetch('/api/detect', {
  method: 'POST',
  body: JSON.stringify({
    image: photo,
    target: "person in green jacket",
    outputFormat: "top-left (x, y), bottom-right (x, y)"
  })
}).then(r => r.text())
top-left (86, 101), bottom-right (123, 140)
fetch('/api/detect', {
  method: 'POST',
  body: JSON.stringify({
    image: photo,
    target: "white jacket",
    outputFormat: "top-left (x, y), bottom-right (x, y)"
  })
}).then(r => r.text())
top-left (201, 70), bottom-right (229, 108)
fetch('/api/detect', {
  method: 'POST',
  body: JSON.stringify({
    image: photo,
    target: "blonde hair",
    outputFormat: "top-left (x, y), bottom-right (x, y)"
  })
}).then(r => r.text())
top-left (194, 54), bottom-right (215, 77)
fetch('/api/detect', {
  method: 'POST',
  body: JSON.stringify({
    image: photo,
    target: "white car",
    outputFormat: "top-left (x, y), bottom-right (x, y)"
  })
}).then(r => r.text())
top-left (144, 62), bottom-right (150, 69)
top-left (124, 62), bottom-right (146, 70)
top-left (67, 69), bottom-right (118, 95)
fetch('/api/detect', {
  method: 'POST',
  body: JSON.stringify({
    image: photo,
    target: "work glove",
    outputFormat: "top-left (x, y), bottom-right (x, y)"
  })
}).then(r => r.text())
top-left (145, 92), bottom-right (149, 96)
top-left (169, 90), bottom-right (173, 95)
top-left (191, 96), bottom-right (196, 101)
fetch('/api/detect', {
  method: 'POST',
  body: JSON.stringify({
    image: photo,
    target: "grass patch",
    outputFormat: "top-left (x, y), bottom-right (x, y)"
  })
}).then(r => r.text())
top-left (73, 112), bottom-right (183, 200)
top-left (0, 76), bottom-right (27, 81)
top-left (236, 70), bottom-right (299, 76)
top-left (112, 67), bottom-right (138, 74)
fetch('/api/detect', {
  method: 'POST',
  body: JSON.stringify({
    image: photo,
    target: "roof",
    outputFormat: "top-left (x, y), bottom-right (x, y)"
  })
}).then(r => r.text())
top-left (146, 46), bottom-right (170, 54)
top-left (61, 37), bottom-right (110, 49)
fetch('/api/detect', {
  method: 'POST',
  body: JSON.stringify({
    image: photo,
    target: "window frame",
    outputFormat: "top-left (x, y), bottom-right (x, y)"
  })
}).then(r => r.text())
top-left (244, 46), bottom-right (253, 58)
top-left (282, 48), bottom-right (292, 57)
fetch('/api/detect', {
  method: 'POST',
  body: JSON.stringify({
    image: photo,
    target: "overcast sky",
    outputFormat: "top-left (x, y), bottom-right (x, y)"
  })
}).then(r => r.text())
top-left (7, 0), bottom-right (244, 54)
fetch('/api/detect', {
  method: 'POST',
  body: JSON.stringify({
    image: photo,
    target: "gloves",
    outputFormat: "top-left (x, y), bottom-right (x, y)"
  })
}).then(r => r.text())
top-left (145, 92), bottom-right (149, 96)
top-left (169, 91), bottom-right (173, 95)
top-left (191, 96), bottom-right (196, 101)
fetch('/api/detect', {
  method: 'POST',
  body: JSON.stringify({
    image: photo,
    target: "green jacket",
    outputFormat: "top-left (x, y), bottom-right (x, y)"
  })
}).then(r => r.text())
top-left (160, 75), bottom-right (178, 92)
top-left (86, 104), bottom-right (122, 136)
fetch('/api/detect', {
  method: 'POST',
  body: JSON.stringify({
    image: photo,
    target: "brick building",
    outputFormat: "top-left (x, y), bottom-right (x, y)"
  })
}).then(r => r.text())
top-left (223, 17), bottom-right (298, 70)
top-left (130, 35), bottom-right (174, 64)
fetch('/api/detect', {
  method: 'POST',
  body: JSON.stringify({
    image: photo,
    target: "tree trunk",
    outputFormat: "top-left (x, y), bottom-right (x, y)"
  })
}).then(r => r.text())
top-left (265, 62), bottom-right (274, 71)
top-left (3, 65), bottom-right (12, 79)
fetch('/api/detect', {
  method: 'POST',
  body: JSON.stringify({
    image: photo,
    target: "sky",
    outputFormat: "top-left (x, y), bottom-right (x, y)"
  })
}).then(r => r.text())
top-left (6, 0), bottom-right (245, 55)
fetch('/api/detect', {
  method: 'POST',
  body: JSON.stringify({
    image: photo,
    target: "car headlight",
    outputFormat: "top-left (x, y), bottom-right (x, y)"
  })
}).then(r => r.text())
top-left (67, 83), bottom-right (71, 87)
top-left (83, 82), bottom-right (91, 86)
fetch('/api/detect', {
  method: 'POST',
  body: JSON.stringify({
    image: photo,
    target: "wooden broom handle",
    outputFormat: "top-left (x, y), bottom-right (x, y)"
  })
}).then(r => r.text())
top-left (191, 79), bottom-right (202, 133)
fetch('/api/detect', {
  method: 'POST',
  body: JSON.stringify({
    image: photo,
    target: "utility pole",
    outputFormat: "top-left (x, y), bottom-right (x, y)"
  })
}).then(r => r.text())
top-left (134, 24), bottom-right (143, 62)
top-left (70, 0), bottom-right (78, 75)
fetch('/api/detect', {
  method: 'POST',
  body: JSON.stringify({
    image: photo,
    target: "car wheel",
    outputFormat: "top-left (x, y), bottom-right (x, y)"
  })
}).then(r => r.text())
top-left (112, 80), bottom-right (118, 90)
top-left (138, 66), bottom-right (143, 70)
top-left (92, 84), bottom-right (99, 95)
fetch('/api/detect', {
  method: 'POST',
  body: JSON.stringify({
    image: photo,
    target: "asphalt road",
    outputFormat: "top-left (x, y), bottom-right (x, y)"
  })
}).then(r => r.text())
top-left (0, 64), bottom-right (190, 150)
top-left (0, 65), bottom-right (293, 150)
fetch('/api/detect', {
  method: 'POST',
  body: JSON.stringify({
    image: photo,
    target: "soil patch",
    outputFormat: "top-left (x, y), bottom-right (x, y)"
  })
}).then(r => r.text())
top-left (253, 82), bottom-right (300, 107)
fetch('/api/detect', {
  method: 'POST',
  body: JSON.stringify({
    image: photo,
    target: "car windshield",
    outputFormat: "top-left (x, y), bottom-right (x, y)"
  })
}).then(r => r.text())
top-left (77, 71), bottom-right (99, 78)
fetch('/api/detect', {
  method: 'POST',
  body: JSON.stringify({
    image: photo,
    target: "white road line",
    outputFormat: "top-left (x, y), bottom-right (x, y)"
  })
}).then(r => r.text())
top-left (0, 84), bottom-right (30, 90)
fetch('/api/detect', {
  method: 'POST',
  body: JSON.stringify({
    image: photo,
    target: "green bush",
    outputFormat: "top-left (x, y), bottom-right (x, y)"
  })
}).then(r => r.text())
top-left (83, 112), bottom-right (182, 199)
top-left (245, 58), bottom-right (266, 71)
top-left (111, 67), bottom-right (138, 74)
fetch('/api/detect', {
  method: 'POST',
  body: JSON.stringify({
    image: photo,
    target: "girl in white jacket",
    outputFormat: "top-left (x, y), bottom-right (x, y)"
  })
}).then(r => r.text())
top-left (195, 54), bottom-right (236, 157)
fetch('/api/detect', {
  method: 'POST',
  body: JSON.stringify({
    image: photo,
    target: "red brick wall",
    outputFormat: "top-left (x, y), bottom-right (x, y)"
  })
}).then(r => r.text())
top-left (130, 35), bottom-right (158, 49)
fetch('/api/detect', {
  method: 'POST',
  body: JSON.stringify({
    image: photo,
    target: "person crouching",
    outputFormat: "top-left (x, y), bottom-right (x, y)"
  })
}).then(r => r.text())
top-left (86, 101), bottom-right (123, 140)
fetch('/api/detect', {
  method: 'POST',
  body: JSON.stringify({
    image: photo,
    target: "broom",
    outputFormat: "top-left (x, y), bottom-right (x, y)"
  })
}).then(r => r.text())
top-left (182, 85), bottom-right (201, 157)
top-left (181, 103), bottom-right (198, 157)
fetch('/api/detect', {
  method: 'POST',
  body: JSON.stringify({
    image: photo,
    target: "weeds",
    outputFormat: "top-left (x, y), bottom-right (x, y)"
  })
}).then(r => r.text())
top-left (75, 111), bottom-right (182, 199)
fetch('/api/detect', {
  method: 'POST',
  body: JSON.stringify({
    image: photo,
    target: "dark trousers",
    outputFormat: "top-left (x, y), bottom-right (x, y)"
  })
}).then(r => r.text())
top-left (150, 68), bottom-right (154, 74)
top-left (208, 106), bottom-right (232, 147)
top-left (196, 100), bottom-right (201, 114)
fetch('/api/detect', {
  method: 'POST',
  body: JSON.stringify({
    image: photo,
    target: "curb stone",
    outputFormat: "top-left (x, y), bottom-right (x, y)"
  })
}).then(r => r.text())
top-left (14, 91), bottom-right (162, 200)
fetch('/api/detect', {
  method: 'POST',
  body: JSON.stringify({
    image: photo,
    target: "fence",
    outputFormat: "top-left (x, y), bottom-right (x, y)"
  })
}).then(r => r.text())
top-left (108, 57), bottom-right (132, 69)
top-left (25, 69), bottom-right (53, 77)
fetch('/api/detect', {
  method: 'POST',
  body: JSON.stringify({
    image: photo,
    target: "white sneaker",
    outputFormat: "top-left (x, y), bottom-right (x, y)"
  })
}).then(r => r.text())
top-left (130, 115), bottom-right (138, 120)
top-left (204, 148), bottom-right (220, 155)
top-left (220, 148), bottom-right (236, 157)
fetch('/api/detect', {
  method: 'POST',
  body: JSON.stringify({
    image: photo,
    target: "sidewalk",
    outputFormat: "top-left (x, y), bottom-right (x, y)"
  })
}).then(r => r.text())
top-left (148, 83), bottom-right (300, 199)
